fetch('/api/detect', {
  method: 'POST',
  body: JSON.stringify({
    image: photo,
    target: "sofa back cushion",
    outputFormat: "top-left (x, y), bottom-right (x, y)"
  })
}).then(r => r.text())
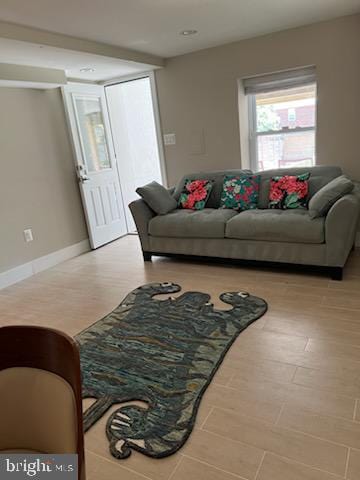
top-left (257, 166), bottom-right (342, 209)
top-left (174, 170), bottom-right (252, 208)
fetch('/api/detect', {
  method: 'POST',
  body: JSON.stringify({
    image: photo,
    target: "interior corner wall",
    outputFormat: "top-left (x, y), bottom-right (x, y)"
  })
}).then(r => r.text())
top-left (155, 14), bottom-right (360, 186)
top-left (0, 87), bottom-right (88, 274)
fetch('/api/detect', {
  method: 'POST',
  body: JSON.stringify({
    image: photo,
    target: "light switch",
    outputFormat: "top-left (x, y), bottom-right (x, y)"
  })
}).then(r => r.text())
top-left (164, 133), bottom-right (176, 145)
top-left (23, 228), bottom-right (33, 242)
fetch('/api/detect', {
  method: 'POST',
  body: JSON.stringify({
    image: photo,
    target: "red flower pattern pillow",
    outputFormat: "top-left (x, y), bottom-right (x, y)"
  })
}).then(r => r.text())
top-left (269, 173), bottom-right (310, 209)
top-left (178, 179), bottom-right (213, 210)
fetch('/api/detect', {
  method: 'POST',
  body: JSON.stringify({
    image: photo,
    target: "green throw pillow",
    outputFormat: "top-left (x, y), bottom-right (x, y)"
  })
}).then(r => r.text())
top-left (308, 175), bottom-right (354, 218)
top-left (136, 181), bottom-right (177, 215)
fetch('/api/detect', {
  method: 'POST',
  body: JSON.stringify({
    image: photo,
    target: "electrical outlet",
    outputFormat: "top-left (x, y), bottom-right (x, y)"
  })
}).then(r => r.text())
top-left (23, 229), bottom-right (33, 243)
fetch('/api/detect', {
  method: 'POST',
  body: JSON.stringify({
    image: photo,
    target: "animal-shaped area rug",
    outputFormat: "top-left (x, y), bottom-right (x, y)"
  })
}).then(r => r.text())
top-left (76, 282), bottom-right (267, 460)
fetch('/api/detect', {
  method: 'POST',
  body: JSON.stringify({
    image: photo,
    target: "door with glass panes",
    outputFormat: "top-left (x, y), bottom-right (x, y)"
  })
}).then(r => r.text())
top-left (63, 84), bottom-right (127, 248)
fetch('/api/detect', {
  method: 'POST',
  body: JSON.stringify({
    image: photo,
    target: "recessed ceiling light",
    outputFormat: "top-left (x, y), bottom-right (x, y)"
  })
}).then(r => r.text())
top-left (80, 68), bottom-right (95, 73)
top-left (180, 29), bottom-right (198, 36)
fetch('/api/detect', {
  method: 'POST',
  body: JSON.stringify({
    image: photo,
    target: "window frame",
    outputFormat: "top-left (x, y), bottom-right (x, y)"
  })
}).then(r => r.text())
top-left (248, 84), bottom-right (317, 172)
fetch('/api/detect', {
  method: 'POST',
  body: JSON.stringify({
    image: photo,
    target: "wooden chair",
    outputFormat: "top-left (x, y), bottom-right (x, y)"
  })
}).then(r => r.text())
top-left (0, 326), bottom-right (85, 480)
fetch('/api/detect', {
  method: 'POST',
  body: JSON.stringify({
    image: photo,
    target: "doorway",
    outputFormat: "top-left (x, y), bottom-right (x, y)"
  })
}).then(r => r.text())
top-left (106, 74), bottom-right (165, 232)
top-left (63, 73), bottom-right (165, 247)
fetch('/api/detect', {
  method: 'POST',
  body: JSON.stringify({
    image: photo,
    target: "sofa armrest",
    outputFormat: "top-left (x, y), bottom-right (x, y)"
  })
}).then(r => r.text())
top-left (325, 193), bottom-right (360, 266)
top-left (129, 199), bottom-right (156, 252)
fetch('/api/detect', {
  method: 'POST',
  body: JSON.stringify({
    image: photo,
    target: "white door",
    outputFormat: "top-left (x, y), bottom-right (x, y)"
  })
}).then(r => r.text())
top-left (63, 84), bottom-right (127, 248)
top-left (106, 75), bottom-right (165, 232)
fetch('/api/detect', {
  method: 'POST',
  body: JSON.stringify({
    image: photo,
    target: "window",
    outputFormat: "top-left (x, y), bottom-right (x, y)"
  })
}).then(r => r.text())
top-left (244, 68), bottom-right (317, 171)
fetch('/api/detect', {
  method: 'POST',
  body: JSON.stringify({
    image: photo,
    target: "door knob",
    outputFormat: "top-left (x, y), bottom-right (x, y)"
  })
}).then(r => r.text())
top-left (76, 164), bottom-right (90, 183)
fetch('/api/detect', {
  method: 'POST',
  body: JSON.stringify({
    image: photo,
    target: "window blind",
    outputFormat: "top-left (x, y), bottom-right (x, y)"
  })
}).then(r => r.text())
top-left (243, 66), bottom-right (316, 95)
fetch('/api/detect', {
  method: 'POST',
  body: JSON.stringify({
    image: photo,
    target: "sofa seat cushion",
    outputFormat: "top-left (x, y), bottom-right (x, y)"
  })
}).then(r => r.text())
top-left (149, 208), bottom-right (238, 239)
top-left (225, 209), bottom-right (325, 244)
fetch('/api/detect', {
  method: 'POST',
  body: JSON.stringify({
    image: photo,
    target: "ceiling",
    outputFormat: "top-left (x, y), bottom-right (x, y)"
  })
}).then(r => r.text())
top-left (0, 0), bottom-right (359, 58)
top-left (0, 38), bottom-right (154, 82)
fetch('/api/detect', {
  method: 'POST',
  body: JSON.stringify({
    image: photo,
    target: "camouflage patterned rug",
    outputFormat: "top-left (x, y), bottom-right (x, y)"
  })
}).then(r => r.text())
top-left (76, 282), bottom-right (267, 460)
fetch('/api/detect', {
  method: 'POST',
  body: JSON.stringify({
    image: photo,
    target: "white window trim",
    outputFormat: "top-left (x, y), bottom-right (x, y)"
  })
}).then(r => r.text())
top-left (248, 93), bottom-right (257, 172)
top-left (248, 88), bottom-right (317, 172)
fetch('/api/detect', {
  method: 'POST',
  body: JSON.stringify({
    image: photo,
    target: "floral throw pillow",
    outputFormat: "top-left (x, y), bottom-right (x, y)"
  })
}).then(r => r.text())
top-left (220, 175), bottom-right (260, 211)
top-left (269, 173), bottom-right (310, 209)
top-left (178, 179), bottom-right (213, 210)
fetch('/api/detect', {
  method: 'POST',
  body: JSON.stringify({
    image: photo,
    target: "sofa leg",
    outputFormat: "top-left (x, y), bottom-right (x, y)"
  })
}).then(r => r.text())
top-left (330, 267), bottom-right (343, 281)
top-left (143, 251), bottom-right (152, 262)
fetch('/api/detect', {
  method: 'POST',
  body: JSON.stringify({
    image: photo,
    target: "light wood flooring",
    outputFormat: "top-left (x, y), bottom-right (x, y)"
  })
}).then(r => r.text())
top-left (1, 235), bottom-right (360, 480)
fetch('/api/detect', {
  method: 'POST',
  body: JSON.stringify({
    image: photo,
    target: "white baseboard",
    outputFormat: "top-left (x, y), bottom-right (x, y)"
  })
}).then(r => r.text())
top-left (0, 239), bottom-right (90, 290)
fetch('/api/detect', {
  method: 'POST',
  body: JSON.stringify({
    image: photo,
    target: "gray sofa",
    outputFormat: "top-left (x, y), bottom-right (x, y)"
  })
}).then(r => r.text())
top-left (129, 166), bottom-right (360, 280)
